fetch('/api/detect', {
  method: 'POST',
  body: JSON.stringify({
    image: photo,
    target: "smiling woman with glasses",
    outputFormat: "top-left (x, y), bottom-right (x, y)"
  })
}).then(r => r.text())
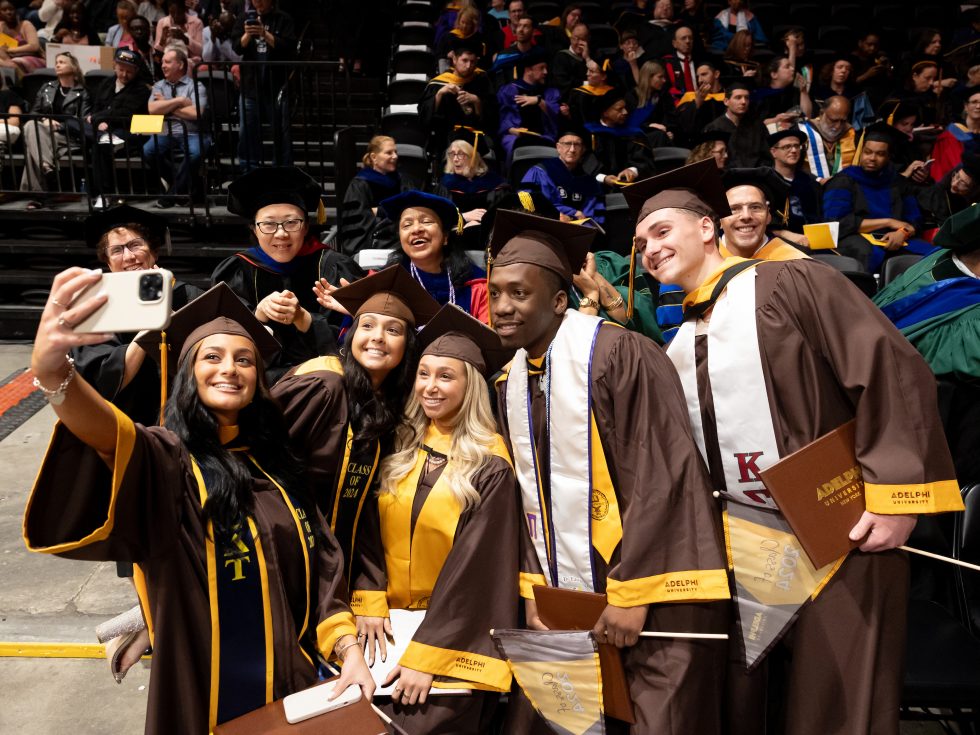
top-left (440, 131), bottom-right (509, 251)
top-left (212, 166), bottom-right (365, 383)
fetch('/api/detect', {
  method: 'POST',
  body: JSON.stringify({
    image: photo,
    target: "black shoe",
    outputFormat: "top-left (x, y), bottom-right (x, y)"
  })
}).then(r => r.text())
top-left (154, 197), bottom-right (175, 209)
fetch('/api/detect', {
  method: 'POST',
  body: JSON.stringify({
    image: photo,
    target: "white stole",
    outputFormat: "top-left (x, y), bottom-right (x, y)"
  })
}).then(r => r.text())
top-left (506, 309), bottom-right (604, 590)
top-left (800, 121), bottom-right (831, 180)
top-left (667, 269), bottom-right (782, 510)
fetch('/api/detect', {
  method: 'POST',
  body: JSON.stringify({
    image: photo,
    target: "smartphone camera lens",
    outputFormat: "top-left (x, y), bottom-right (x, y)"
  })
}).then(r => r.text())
top-left (139, 273), bottom-right (164, 302)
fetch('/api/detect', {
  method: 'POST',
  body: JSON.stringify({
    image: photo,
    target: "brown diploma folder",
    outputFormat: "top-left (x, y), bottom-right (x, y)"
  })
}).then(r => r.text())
top-left (533, 585), bottom-right (636, 724)
top-left (213, 679), bottom-right (386, 735)
top-left (759, 419), bottom-right (864, 569)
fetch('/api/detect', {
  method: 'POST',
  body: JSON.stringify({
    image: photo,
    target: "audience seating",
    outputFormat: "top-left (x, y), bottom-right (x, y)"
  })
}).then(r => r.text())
top-left (509, 145), bottom-right (559, 185)
top-left (880, 253), bottom-right (923, 288)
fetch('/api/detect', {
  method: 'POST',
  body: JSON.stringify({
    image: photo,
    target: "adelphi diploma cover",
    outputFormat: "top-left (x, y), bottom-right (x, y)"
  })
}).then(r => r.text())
top-left (759, 419), bottom-right (863, 569)
top-left (213, 679), bottom-right (386, 735)
top-left (533, 585), bottom-right (636, 724)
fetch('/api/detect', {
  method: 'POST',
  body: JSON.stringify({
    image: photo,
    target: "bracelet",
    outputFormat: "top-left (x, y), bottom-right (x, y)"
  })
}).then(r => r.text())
top-left (32, 355), bottom-right (75, 406)
top-left (604, 295), bottom-right (625, 311)
top-left (335, 639), bottom-right (361, 661)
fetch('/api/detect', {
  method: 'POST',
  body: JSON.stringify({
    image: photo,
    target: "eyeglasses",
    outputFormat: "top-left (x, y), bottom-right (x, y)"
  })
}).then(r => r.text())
top-left (773, 143), bottom-right (803, 151)
top-left (729, 203), bottom-right (769, 215)
top-left (106, 238), bottom-right (149, 259)
top-left (448, 150), bottom-right (468, 158)
top-left (255, 218), bottom-right (305, 234)
top-left (557, 141), bottom-right (583, 148)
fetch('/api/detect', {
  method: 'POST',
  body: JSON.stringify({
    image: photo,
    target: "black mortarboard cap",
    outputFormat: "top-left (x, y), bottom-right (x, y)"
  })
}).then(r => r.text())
top-left (723, 167), bottom-right (792, 225)
top-left (329, 264), bottom-right (441, 327)
top-left (378, 191), bottom-right (464, 235)
top-left (419, 304), bottom-right (509, 375)
top-left (449, 127), bottom-right (492, 158)
top-left (962, 151), bottom-right (980, 181)
top-left (480, 188), bottom-right (559, 246)
top-left (517, 45), bottom-right (550, 73)
top-left (767, 128), bottom-right (806, 147)
top-left (695, 128), bottom-right (731, 146)
top-left (591, 86), bottom-right (627, 117)
top-left (932, 203), bottom-right (980, 254)
top-left (85, 204), bottom-right (169, 250)
top-left (448, 33), bottom-right (483, 57)
top-left (726, 79), bottom-right (752, 95)
top-left (137, 282), bottom-right (280, 380)
top-left (227, 166), bottom-right (324, 222)
top-left (488, 209), bottom-right (595, 282)
top-left (623, 158), bottom-right (732, 223)
top-left (862, 121), bottom-right (899, 147)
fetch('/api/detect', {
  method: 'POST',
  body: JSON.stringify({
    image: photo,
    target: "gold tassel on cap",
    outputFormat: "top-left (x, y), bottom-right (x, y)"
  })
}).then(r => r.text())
top-left (158, 332), bottom-right (168, 425)
top-left (517, 190), bottom-right (536, 212)
top-left (317, 198), bottom-right (327, 225)
top-left (627, 239), bottom-right (637, 320)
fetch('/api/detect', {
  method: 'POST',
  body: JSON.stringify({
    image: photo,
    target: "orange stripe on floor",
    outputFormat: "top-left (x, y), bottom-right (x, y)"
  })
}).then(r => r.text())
top-left (0, 371), bottom-right (36, 416)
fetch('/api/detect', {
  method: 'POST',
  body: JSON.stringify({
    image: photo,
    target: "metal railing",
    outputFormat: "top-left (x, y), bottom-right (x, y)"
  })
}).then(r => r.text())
top-left (0, 59), bottom-right (347, 225)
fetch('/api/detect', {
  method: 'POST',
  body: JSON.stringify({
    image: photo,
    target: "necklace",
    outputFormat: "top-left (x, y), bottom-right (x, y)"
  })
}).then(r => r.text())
top-left (410, 261), bottom-right (456, 306)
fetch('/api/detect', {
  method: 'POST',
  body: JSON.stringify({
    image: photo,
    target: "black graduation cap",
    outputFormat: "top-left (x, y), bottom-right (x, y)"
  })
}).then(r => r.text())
top-left (590, 86), bottom-right (627, 118)
top-left (723, 167), bottom-right (792, 225)
top-left (137, 282), bottom-right (281, 381)
top-left (694, 128), bottom-right (731, 146)
top-left (725, 79), bottom-right (752, 95)
top-left (961, 151), bottom-right (980, 181)
top-left (767, 128), bottom-right (806, 147)
top-left (959, 85), bottom-right (980, 104)
top-left (227, 166), bottom-right (325, 224)
top-left (932, 202), bottom-right (980, 254)
top-left (517, 45), bottom-right (549, 73)
top-left (623, 158), bottom-right (732, 223)
top-left (449, 126), bottom-right (493, 158)
top-left (487, 209), bottom-right (595, 282)
top-left (448, 33), bottom-right (483, 57)
top-left (419, 303), bottom-right (510, 375)
top-left (378, 190), bottom-right (464, 236)
top-left (861, 121), bottom-right (900, 148)
top-left (882, 100), bottom-right (919, 125)
top-left (84, 205), bottom-right (170, 251)
top-left (329, 264), bottom-right (441, 327)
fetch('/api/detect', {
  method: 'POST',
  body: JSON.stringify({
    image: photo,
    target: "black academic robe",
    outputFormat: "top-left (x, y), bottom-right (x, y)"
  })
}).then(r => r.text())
top-left (582, 124), bottom-right (656, 180)
top-left (705, 113), bottom-right (773, 168)
top-left (71, 280), bottom-right (202, 428)
top-left (417, 70), bottom-right (497, 152)
top-left (211, 248), bottom-right (363, 384)
top-left (550, 48), bottom-right (588, 97)
top-left (23, 410), bottom-right (357, 735)
top-left (351, 425), bottom-right (520, 734)
top-left (495, 321), bottom-right (730, 734)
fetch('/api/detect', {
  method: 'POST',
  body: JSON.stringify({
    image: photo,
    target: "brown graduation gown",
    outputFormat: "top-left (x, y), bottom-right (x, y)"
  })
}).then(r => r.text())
top-left (495, 322), bottom-right (731, 734)
top-left (23, 408), bottom-right (357, 735)
top-left (352, 431), bottom-right (521, 734)
top-left (682, 259), bottom-right (960, 735)
top-left (271, 358), bottom-right (381, 584)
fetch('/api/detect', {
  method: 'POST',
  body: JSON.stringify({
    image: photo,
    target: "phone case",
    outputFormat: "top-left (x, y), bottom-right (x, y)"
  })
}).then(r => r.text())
top-left (283, 683), bottom-right (361, 724)
top-left (72, 269), bottom-right (174, 334)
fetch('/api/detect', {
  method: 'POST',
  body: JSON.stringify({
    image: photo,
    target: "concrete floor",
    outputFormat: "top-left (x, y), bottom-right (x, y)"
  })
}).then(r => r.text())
top-left (0, 343), bottom-right (953, 734)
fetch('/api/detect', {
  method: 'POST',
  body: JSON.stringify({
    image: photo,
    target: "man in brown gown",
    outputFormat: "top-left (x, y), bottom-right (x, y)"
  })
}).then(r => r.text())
top-left (627, 159), bottom-right (964, 735)
top-left (488, 211), bottom-right (731, 734)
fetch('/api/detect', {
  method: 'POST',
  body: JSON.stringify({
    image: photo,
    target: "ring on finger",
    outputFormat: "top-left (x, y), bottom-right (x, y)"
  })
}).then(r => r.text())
top-left (58, 316), bottom-right (74, 329)
top-left (51, 297), bottom-right (68, 309)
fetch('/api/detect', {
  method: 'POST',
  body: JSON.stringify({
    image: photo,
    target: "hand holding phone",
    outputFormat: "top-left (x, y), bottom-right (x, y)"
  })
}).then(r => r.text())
top-left (72, 269), bottom-right (173, 334)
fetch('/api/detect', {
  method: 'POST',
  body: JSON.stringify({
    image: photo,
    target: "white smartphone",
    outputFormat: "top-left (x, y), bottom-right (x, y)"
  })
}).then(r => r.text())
top-left (72, 269), bottom-right (174, 334)
top-left (282, 682), bottom-right (362, 724)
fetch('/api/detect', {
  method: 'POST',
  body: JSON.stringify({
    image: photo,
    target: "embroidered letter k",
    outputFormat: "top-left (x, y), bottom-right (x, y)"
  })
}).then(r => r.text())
top-left (734, 451), bottom-right (765, 483)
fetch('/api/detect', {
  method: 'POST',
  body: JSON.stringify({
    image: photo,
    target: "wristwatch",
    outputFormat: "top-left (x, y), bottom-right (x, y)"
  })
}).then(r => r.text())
top-left (579, 296), bottom-right (600, 310)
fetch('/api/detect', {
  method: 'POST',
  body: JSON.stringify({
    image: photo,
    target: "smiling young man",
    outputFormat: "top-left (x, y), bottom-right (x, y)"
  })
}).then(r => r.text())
top-left (489, 210), bottom-right (730, 734)
top-left (720, 167), bottom-right (808, 260)
top-left (627, 159), bottom-right (963, 735)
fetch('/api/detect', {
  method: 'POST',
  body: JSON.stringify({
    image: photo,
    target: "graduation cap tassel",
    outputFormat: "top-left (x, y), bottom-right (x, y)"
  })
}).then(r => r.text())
top-left (485, 247), bottom-right (494, 328)
top-left (626, 239), bottom-right (636, 321)
top-left (316, 197), bottom-right (327, 225)
top-left (158, 332), bottom-right (168, 425)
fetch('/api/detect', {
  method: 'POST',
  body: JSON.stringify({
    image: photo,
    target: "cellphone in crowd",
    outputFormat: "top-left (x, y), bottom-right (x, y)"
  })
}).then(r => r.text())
top-left (244, 9), bottom-right (259, 24)
top-left (282, 683), bottom-right (361, 724)
top-left (922, 158), bottom-right (935, 169)
top-left (72, 269), bottom-right (173, 334)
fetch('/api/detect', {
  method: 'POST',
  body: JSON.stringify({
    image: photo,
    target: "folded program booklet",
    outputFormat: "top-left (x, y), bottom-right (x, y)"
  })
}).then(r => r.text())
top-left (759, 419), bottom-right (864, 569)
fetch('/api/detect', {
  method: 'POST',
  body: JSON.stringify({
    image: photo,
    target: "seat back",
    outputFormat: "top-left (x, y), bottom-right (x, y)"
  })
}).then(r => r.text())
top-left (880, 253), bottom-right (923, 288)
top-left (509, 145), bottom-right (559, 185)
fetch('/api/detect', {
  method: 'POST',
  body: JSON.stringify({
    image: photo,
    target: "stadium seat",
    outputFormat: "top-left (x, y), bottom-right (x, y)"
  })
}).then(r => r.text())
top-left (381, 106), bottom-right (429, 147)
top-left (879, 253), bottom-right (922, 288)
top-left (20, 68), bottom-right (57, 107)
top-left (395, 142), bottom-right (428, 182)
top-left (652, 147), bottom-right (692, 172)
top-left (509, 145), bottom-right (558, 186)
top-left (387, 78), bottom-right (426, 105)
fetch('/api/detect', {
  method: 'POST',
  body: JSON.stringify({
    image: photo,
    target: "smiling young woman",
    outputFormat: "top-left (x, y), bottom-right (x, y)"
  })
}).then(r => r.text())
top-left (352, 304), bottom-right (519, 734)
top-left (24, 281), bottom-right (375, 734)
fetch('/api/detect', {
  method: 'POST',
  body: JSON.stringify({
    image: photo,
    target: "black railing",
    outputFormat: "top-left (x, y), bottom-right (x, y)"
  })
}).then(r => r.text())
top-left (0, 60), bottom-right (346, 225)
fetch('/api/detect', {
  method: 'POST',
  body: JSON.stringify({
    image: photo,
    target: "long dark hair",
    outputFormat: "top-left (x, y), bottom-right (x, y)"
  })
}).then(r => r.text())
top-left (164, 339), bottom-right (311, 544)
top-left (341, 314), bottom-right (419, 449)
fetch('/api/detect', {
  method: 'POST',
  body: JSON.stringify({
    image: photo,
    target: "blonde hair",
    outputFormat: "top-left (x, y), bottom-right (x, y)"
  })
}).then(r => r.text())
top-left (635, 60), bottom-right (666, 107)
top-left (443, 140), bottom-right (489, 177)
top-left (455, 5), bottom-right (480, 29)
top-left (687, 141), bottom-right (716, 164)
top-left (378, 360), bottom-right (498, 512)
top-left (362, 135), bottom-right (396, 166)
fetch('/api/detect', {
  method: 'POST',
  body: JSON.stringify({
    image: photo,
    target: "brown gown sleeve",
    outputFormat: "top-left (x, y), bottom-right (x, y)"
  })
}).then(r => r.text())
top-left (23, 405), bottom-right (187, 563)
top-left (399, 457), bottom-right (520, 691)
top-left (758, 260), bottom-right (961, 514)
top-left (349, 488), bottom-right (389, 617)
top-left (271, 369), bottom-right (348, 516)
top-left (311, 505), bottom-right (359, 660)
top-left (591, 327), bottom-right (730, 607)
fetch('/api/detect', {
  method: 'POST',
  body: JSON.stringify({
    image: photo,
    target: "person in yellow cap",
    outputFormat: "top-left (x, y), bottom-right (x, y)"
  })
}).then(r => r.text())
top-left (212, 165), bottom-right (364, 383)
top-left (271, 265), bottom-right (441, 585)
top-left (488, 209), bottom-right (730, 734)
top-left (351, 304), bottom-right (520, 733)
top-left (630, 159), bottom-right (963, 735)
top-left (25, 277), bottom-right (375, 735)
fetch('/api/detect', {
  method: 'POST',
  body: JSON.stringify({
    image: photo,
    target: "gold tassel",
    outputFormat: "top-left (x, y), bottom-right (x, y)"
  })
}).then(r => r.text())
top-left (627, 239), bottom-right (636, 320)
top-left (517, 190), bottom-right (535, 212)
top-left (486, 247), bottom-right (494, 328)
top-left (158, 332), bottom-right (167, 425)
top-left (317, 198), bottom-right (327, 225)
